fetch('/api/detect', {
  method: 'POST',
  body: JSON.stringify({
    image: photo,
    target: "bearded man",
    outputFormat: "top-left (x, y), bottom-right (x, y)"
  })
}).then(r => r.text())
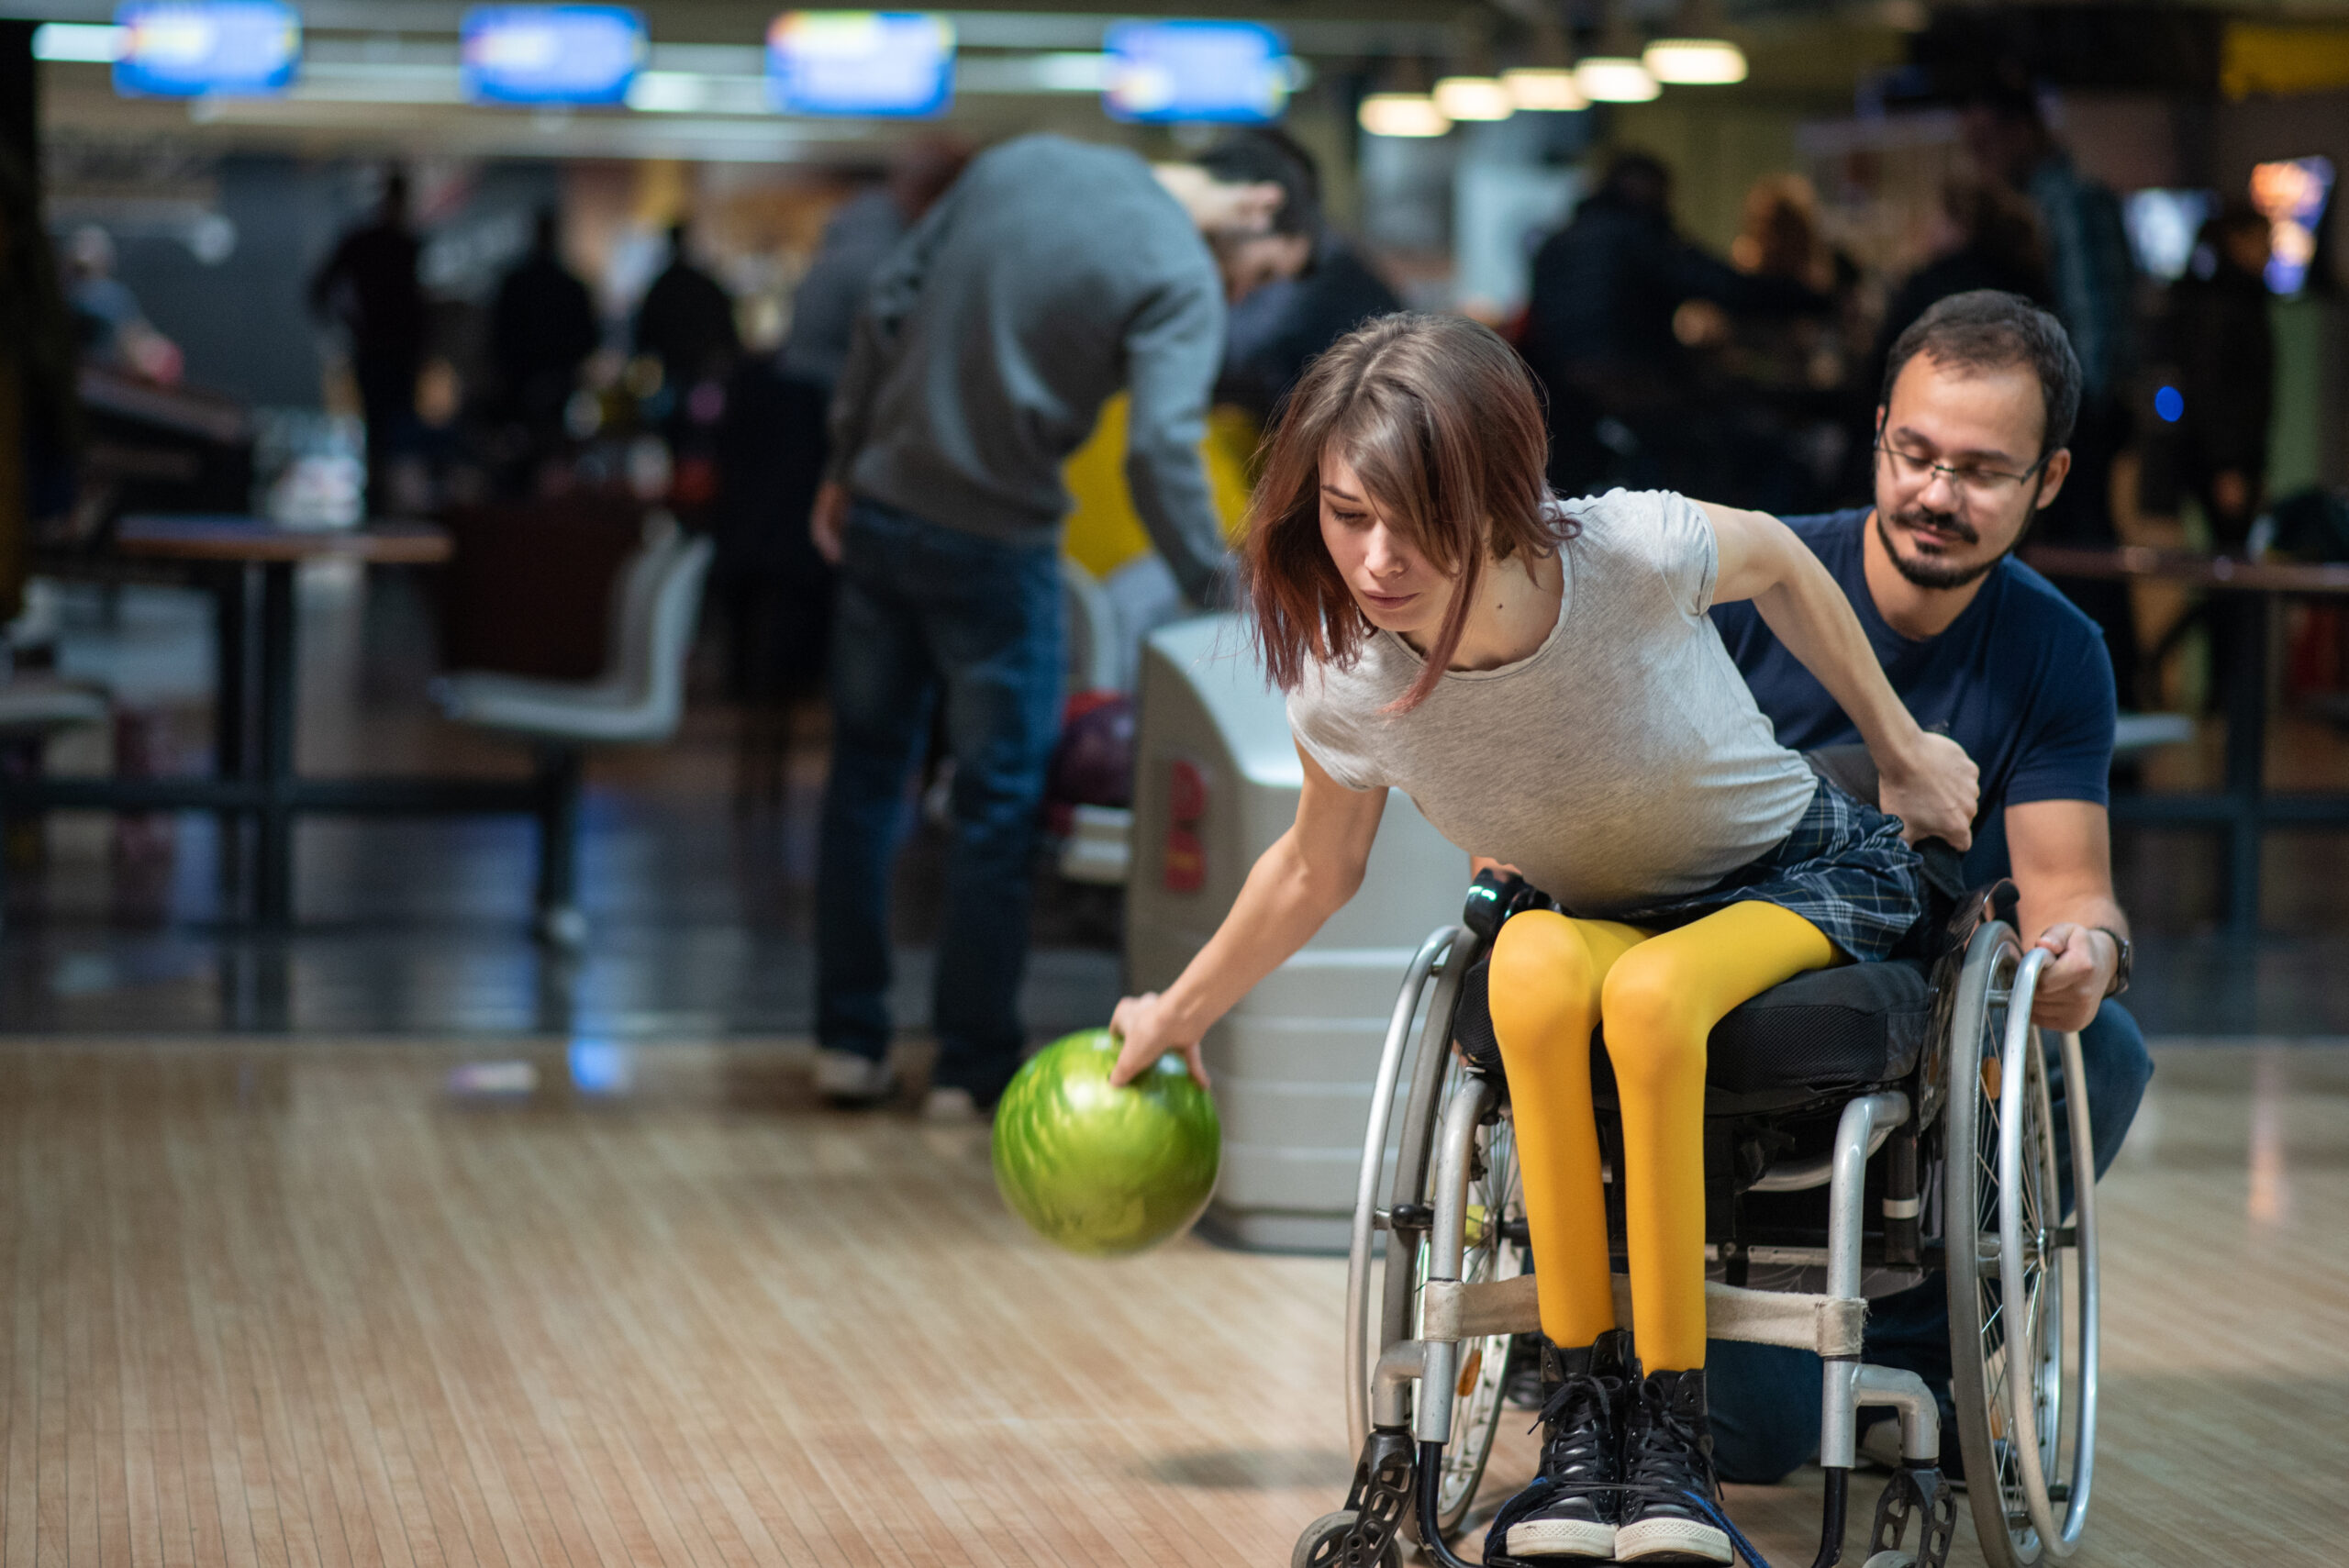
top-left (1703, 288), bottom-right (2154, 1479)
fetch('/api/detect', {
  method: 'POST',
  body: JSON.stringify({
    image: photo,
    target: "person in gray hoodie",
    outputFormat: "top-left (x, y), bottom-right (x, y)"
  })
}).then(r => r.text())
top-left (808, 129), bottom-right (1319, 1118)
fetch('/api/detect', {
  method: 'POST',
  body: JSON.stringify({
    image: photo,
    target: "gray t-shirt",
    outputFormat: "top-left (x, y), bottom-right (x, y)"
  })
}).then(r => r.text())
top-left (1286, 488), bottom-right (1817, 918)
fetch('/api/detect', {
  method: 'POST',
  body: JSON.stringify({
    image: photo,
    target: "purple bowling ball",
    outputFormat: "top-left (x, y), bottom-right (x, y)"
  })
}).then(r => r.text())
top-left (1048, 692), bottom-right (1135, 809)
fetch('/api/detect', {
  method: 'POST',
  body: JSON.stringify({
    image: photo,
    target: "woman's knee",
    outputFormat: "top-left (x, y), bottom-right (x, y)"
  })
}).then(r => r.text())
top-left (1598, 952), bottom-right (1708, 1087)
top-left (1487, 912), bottom-right (1597, 1046)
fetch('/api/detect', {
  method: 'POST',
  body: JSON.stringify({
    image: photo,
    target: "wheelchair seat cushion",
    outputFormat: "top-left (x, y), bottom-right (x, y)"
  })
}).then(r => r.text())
top-left (1679, 958), bottom-right (1932, 1109)
top-left (1453, 951), bottom-right (1932, 1115)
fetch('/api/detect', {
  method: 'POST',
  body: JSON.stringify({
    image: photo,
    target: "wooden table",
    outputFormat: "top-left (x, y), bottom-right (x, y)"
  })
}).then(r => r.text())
top-left (1, 517), bottom-right (553, 928)
top-left (2026, 543), bottom-right (2349, 936)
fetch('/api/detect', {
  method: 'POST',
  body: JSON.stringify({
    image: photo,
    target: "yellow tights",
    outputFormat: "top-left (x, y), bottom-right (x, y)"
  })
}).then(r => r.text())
top-left (1486, 900), bottom-right (1837, 1372)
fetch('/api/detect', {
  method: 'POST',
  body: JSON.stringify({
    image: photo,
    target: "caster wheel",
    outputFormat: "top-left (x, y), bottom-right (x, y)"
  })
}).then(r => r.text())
top-left (1862, 1552), bottom-right (1920, 1568)
top-left (1293, 1509), bottom-right (1401, 1568)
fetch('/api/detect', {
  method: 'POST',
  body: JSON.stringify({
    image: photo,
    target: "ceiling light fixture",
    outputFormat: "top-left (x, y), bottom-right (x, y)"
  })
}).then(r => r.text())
top-left (1433, 74), bottom-right (1512, 121)
top-left (1358, 91), bottom-right (1451, 137)
top-left (1501, 67), bottom-right (1586, 111)
top-left (1574, 56), bottom-right (1658, 101)
top-left (1643, 38), bottom-right (1746, 84)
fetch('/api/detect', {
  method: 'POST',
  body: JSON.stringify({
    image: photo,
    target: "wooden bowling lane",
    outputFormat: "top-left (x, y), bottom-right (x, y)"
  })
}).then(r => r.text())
top-left (0, 1040), bottom-right (2341, 1567)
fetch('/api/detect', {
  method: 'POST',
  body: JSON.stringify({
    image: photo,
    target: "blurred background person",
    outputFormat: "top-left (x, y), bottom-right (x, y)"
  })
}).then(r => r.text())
top-left (2171, 199), bottom-right (2277, 557)
top-left (1963, 80), bottom-right (2142, 702)
top-left (63, 226), bottom-right (182, 386)
top-left (1690, 172), bottom-right (1862, 514)
top-left (807, 129), bottom-right (1318, 1118)
top-left (633, 220), bottom-right (740, 411)
top-left (633, 219), bottom-right (739, 519)
top-left (2169, 198), bottom-right (2277, 716)
top-left (309, 169), bottom-right (427, 519)
top-left (1521, 150), bottom-right (1829, 501)
top-left (714, 141), bottom-right (969, 806)
top-left (1216, 228), bottom-right (1400, 422)
top-left (487, 206), bottom-right (599, 491)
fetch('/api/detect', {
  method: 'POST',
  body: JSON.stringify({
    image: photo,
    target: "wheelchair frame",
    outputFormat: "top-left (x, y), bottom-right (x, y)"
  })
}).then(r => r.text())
top-left (1296, 901), bottom-right (2099, 1568)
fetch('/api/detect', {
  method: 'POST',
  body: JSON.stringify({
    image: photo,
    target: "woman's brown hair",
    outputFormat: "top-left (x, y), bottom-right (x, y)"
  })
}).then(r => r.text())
top-left (1245, 312), bottom-right (1571, 711)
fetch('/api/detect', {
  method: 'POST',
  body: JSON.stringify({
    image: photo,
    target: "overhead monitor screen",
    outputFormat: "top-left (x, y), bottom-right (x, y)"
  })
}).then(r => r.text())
top-left (113, 0), bottom-right (299, 97)
top-left (1103, 20), bottom-right (1286, 124)
top-left (2251, 156), bottom-right (2335, 295)
top-left (462, 5), bottom-right (645, 106)
top-left (2122, 188), bottom-right (2212, 283)
top-left (766, 12), bottom-right (954, 117)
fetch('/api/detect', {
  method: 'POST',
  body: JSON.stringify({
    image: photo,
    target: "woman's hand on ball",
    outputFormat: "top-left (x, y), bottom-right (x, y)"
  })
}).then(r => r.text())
top-left (1109, 993), bottom-right (1209, 1089)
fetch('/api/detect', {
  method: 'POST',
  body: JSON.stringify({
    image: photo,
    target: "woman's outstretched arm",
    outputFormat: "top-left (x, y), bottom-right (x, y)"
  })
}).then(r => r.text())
top-left (1703, 501), bottom-right (1981, 849)
top-left (1109, 744), bottom-right (1390, 1086)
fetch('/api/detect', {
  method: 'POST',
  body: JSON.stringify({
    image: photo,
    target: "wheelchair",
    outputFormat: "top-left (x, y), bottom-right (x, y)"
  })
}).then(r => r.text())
top-left (1293, 825), bottom-right (2099, 1568)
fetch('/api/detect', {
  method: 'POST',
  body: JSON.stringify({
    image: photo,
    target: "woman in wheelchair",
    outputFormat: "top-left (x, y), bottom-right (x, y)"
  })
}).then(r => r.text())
top-left (1108, 314), bottom-right (1979, 1565)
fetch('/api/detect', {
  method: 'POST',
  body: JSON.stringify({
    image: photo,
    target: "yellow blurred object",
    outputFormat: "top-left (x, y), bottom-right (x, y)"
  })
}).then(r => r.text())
top-left (1061, 395), bottom-right (1260, 580)
top-left (2222, 22), bottom-right (2349, 99)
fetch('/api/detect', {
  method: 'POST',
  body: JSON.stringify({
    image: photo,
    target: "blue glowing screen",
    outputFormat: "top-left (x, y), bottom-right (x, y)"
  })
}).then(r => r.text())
top-left (767, 12), bottom-right (954, 117)
top-left (113, 0), bottom-right (299, 97)
top-left (462, 5), bottom-right (645, 105)
top-left (1103, 20), bottom-right (1287, 124)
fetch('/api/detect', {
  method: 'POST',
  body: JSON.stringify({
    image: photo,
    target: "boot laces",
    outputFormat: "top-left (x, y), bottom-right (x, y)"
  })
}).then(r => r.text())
top-left (1529, 1373), bottom-right (1615, 1484)
top-left (1623, 1378), bottom-right (1709, 1509)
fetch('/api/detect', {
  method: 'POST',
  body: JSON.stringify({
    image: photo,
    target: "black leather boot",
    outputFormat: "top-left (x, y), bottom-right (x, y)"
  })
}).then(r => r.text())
top-left (1489, 1328), bottom-right (1631, 1560)
top-left (1615, 1365), bottom-right (1731, 1563)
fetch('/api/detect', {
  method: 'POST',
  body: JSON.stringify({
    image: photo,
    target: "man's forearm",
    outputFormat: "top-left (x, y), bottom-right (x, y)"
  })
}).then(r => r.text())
top-left (1127, 442), bottom-right (1230, 606)
top-left (2021, 886), bottom-right (2127, 945)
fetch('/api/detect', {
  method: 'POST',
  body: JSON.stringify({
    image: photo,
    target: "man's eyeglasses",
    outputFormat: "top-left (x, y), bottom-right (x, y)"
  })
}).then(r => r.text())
top-left (1875, 440), bottom-right (2050, 506)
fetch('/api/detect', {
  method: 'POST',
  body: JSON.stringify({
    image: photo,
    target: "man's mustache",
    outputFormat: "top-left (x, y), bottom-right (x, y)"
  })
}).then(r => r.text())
top-left (1888, 506), bottom-right (1980, 548)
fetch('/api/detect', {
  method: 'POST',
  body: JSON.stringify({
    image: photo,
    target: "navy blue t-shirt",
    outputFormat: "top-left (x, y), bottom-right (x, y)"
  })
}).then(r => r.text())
top-left (1709, 508), bottom-right (2116, 882)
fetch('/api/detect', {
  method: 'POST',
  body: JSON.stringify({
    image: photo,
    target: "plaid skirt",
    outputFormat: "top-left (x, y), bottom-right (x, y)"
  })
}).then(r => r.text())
top-left (1607, 775), bottom-right (1926, 962)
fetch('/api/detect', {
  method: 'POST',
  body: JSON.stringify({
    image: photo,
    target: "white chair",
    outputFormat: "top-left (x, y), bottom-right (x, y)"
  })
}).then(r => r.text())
top-left (432, 524), bottom-right (715, 945)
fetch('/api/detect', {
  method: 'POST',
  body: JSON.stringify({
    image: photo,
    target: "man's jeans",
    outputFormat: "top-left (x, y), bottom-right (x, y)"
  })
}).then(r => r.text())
top-left (815, 499), bottom-right (1063, 1101)
top-left (1706, 998), bottom-right (2154, 1483)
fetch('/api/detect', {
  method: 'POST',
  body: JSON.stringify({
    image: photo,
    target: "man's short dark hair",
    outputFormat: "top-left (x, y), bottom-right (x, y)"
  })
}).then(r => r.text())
top-left (1881, 289), bottom-right (2081, 458)
top-left (1196, 128), bottom-right (1321, 241)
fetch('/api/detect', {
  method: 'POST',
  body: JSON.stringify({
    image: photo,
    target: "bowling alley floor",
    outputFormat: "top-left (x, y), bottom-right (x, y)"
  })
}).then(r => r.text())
top-left (0, 1036), bottom-right (2337, 1567)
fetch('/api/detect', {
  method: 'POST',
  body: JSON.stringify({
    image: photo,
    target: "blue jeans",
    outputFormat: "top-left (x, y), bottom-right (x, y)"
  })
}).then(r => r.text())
top-left (815, 499), bottom-right (1063, 1100)
top-left (1707, 998), bottom-right (2154, 1483)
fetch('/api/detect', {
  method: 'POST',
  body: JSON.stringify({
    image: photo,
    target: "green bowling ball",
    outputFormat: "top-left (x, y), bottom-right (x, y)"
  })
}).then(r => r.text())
top-left (990, 1029), bottom-right (1220, 1257)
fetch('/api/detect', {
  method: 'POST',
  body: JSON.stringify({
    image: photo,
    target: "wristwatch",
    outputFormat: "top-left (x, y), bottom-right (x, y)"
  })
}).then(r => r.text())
top-left (2095, 927), bottom-right (2132, 997)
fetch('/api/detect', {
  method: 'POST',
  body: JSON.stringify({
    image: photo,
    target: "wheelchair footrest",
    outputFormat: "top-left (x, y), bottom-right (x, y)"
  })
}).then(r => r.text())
top-left (1327, 1428), bottom-right (1414, 1567)
top-left (1419, 1274), bottom-right (1866, 1358)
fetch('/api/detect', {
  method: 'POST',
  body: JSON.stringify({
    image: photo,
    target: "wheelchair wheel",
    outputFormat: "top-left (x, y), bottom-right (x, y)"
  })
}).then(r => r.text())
top-left (1943, 929), bottom-right (2099, 1567)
